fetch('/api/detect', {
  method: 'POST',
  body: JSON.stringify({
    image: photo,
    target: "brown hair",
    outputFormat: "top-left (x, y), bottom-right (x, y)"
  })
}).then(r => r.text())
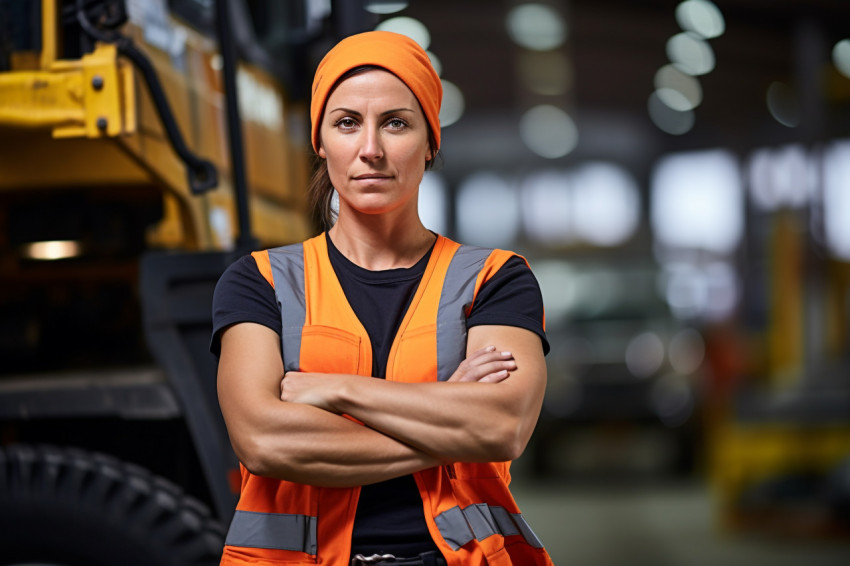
top-left (307, 66), bottom-right (440, 231)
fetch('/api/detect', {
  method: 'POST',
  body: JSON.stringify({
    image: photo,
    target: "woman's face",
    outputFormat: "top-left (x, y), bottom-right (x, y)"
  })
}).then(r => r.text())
top-left (318, 69), bottom-right (432, 219)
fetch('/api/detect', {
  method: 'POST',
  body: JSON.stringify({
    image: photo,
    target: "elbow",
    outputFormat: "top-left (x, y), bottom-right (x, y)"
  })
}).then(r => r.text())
top-left (232, 433), bottom-right (276, 478)
top-left (500, 428), bottom-right (529, 462)
top-left (481, 418), bottom-right (530, 462)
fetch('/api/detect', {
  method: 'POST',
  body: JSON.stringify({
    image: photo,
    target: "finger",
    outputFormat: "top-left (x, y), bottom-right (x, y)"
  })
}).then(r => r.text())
top-left (478, 369), bottom-right (510, 383)
top-left (454, 359), bottom-right (517, 382)
top-left (465, 345), bottom-right (497, 361)
top-left (450, 352), bottom-right (515, 382)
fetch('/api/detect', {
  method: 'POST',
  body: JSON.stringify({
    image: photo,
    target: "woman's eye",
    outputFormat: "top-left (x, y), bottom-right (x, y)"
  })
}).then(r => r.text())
top-left (336, 117), bottom-right (357, 129)
top-left (387, 118), bottom-right (407, 130)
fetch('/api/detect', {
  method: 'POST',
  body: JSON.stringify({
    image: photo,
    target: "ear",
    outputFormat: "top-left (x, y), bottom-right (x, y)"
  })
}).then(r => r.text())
top-left (318, 144), bottom-right (327, 159)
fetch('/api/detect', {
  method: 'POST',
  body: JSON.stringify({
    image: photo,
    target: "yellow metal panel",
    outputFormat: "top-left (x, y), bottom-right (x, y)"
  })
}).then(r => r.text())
top-left (0, 71), bottom-right (85, 127)
top-left (0, 132), bottom-right (151, 189)
top-left (0, 43), bottom-right (135, 139)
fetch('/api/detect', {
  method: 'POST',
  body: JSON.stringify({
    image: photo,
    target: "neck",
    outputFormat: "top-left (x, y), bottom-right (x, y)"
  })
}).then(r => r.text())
top-left (328, 210), bottom-right (436, 271)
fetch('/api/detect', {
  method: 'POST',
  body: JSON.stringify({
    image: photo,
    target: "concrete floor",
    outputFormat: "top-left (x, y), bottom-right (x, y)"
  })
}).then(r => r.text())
top-left (510, 478), bottom-right (850, 566)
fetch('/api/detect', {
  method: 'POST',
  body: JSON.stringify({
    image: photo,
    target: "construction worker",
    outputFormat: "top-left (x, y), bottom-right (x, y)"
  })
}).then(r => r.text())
top-left (212, 31), bottom-right (554, 566)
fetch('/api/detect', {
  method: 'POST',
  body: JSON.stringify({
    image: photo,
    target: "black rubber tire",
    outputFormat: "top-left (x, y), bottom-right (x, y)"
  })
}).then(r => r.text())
top-left (0, 444), bottom-right (226, 566)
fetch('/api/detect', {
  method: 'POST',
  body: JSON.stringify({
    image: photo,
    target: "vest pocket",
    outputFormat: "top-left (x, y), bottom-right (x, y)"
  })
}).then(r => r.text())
top-left (299, 325), bottom-right (361, 374)
top-left (393, 323), bottom-right (438, 382)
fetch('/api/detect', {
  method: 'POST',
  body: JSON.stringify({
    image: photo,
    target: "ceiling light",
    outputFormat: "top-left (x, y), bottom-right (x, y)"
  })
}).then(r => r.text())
top-left (21, 240), bottom-right (83, 260)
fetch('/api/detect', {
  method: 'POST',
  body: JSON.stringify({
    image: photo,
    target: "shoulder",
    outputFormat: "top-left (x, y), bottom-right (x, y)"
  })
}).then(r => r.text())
top-left (211, 252), bottom-right (281, 356)
top-left (216, 253), bottom-right (268, 290)
top-left (465, 248), bottom-right (550, 354)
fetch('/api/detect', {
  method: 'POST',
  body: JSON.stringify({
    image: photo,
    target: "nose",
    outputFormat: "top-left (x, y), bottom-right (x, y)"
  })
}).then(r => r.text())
top-left (358, 127), bottom-right (384, 161)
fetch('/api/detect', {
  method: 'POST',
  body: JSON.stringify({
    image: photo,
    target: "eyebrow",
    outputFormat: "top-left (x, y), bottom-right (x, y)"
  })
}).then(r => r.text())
top-left (327, 107), bottom-right (416, 117)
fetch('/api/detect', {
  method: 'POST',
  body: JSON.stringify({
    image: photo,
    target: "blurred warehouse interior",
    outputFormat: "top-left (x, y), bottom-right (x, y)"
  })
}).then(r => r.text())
top-left (1, 0), bottom-right (849, 562)
top-left (360, 0), bottom-right (850, 544)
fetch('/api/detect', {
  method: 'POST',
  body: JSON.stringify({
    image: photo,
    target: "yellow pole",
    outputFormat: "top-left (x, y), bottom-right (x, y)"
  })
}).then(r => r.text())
top-left (40, 0), bottom-right (58, 69)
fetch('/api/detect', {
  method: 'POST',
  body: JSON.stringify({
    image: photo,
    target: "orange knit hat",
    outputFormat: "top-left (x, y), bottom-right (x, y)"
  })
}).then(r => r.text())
top-left (310, 31), bottom-right (442, 153)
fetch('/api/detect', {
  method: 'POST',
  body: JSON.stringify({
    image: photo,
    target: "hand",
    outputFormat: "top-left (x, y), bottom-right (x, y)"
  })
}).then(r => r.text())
top-left (448, 346), bottom-right (517, 383)
top-left (280, 371), bottom-right (342, 412)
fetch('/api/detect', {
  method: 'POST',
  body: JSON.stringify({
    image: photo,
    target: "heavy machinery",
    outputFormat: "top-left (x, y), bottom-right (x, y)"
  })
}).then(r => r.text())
top-left (0, 1), bottom-right (372, 563)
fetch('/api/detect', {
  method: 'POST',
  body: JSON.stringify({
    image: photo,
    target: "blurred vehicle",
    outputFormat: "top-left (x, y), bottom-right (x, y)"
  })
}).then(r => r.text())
top-left (0, 0), bottom-right (372, 563)
top-left (530, 259), bottom-right (706, 479)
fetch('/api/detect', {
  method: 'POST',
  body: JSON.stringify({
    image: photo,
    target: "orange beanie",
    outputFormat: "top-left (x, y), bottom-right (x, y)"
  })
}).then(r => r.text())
top-left (310, 31), bottom-right (442, 153)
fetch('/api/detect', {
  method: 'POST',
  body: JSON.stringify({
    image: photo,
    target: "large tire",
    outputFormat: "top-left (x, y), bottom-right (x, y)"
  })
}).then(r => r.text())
top-left (0, 444), bottom-right (226, 566)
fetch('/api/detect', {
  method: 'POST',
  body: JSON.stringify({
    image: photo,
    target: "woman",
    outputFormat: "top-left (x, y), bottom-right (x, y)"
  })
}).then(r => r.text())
top-left (212, 31), bottom-right (554, 566)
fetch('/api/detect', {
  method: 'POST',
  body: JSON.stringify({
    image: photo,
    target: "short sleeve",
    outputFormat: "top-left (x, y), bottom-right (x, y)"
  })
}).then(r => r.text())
top-left (467, 256), bottom-right (549, 355)
top-left (210, 254), bottom-right (281, 357)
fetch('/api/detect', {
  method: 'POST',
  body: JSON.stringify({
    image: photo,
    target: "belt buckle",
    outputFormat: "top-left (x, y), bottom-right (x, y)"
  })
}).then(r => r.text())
top-left (351, 553), bottom-right (397, 565)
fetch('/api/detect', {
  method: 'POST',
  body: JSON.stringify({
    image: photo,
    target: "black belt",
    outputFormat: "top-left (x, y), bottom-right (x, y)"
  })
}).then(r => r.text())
top-left (350, 550), bottom-right (447, 565)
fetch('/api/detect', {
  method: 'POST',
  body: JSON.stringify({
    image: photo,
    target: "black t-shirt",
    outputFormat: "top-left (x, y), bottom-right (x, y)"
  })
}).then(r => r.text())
top-left (210, 234), bottom-right (548, 557)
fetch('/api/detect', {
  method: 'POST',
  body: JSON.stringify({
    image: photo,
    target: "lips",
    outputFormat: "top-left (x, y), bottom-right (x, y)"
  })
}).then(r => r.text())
top-left (353, 173), bottom-right (392, 180)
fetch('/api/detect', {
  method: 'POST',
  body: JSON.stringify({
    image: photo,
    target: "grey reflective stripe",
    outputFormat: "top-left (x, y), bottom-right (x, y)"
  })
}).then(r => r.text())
top-left (512, 513), bottom-right (545, 548)
top-left (268, 243), bottom-right (305, 373)
top-left (435, 504), bottom-right (545, 551)
top-left (225, 510), bottom-right (317, 553)
top-left (436, 245), bottom-right (493, 381)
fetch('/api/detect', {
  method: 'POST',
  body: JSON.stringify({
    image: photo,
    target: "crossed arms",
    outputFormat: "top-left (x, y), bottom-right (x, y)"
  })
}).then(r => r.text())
top-left (217, 322), bottom-right (546, 487)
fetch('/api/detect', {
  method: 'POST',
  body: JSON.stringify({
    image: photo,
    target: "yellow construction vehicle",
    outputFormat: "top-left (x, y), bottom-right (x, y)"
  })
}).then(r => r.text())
top-left (0, 0), bottom-right (374, 562)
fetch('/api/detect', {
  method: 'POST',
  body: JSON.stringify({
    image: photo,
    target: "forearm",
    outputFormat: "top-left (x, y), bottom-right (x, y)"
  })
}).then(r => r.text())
top-left (330, 378), bottom-right (536, 463)
top-left (231, 398), bottom-right (439, 487)
top-left (217, 322), bottom-right (438, 488)
top-left (330, 327), bottom-right (546, 462)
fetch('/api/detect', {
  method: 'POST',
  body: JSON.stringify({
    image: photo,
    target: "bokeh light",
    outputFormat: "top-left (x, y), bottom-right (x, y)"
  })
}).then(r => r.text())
top-left (625, 332), bottom-right (665, 378)
top-left (833, 38), bottom-right (850, 78)
top-left (823, 140), bottom-right (850, 260)
top-left (748, 144), bottom-right (812, 210)
top-left (456, 171), bottom-right (520, 247)
top-left (648, 92), bottom-right (695, 135)
top-left (521, 170), bottom-right (573, 245)
top-left (651, 149), bottom-right (743, 254)
top-left (418, 171), bottom-right (447, 235)
top-left (364, 1), bottom-right (408, 15)
top-left (376, 16), bottom-right (430, 49)
top-left (519, 105), bottom-right (579, 158)
top-left (668, 328), bottom-right (706, 375)
top-left (766, 81), bottom-right (799, 128)
top-left (439, 80), bottom-right (465, 127)
top-left (654, 64), bottom-right (703, 111)
top-left (675, 0), bottom-right (725, 39)
top-left (506, 3), bottom-right (567, 51)
top-left (666, 32), bottom-right (715, 76)
top-left (571, 163), bottom-right (640, 246)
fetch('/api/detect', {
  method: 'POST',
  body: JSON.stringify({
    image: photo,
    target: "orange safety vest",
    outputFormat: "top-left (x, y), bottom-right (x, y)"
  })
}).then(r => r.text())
top-left (220, 233), bottom-right (553, 566)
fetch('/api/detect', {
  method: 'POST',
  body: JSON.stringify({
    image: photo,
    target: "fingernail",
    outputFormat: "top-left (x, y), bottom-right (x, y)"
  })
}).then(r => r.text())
top-left (501, 351), bottom-right (511, 356)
